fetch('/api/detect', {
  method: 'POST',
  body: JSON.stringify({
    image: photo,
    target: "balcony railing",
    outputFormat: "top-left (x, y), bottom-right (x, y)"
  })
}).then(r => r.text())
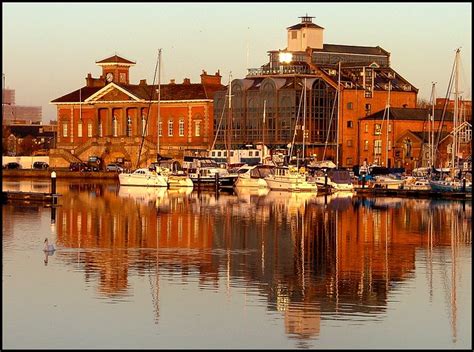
top-left (247, 65), bottom-right (314, 76)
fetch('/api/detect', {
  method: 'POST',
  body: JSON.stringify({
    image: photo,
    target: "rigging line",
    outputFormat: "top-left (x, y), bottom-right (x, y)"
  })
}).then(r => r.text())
top-left (136, 49), bottom-right (161, 169)
top-left (210, 93), bottom-right (228, 150)
top-left (289, 81), bottom-right (305, 162)
top-left (433, 51), bottom-right (456, 166)
top-left (322, 87), bottom-right (339, 160)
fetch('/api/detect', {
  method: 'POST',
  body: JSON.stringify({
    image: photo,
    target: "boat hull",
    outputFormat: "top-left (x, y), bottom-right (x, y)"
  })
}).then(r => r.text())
top-left (118, 173), bottom-right (168, 187)
top-left (265, 176), bottom-right (318, 192)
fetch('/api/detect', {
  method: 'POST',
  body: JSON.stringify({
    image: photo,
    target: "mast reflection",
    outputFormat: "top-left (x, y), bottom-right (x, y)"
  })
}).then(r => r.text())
top-left (49, 181), bottom-right (470, 340)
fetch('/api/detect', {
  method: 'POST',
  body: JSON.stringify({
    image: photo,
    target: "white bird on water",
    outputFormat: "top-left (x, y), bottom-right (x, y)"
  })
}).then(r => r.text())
top-left (43, 238), bottom-right (55, 252)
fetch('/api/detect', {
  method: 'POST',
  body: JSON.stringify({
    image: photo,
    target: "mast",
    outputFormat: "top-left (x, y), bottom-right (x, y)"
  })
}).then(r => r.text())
top-left (263, 99), bottom-right (266, 161)
top-left (157, 48), bottom-right (162, 158)
top-left (451, 48), bottom-right (460, 176)
top-left (385, 80), bottom-right (391, 167)
top-left (429, 82), bottom-right (436, 168)
top-left (226, 72), bottom-right (232, 165)
top-left (336, 61), bottom-right (341, 167)
top-left (302, 77), bottom-right (307, 163)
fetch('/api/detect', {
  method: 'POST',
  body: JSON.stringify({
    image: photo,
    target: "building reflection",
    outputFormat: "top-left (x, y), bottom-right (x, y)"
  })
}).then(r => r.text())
top-left (49, 181), bottom-right (471, 340)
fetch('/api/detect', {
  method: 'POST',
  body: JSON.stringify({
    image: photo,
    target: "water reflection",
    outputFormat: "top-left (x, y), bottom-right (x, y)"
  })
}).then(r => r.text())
top-left (2, 179), bottom-right (471, 346)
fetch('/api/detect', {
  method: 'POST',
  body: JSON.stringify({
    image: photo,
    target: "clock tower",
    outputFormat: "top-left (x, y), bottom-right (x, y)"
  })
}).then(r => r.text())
top-left (96, 54), bottom-right (136, 84)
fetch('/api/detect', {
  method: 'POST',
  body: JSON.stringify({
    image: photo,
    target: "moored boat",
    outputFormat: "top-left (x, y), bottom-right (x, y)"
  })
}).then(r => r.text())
top-left (264, 165), bottom-right (317, 193)
top-left (118, 168), bottom-right (168, 187)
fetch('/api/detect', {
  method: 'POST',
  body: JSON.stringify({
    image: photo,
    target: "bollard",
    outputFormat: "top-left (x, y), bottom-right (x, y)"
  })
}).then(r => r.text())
top-left (215, 173), bottom-right (219, 193)
top-left (462, 177), bottom-right (466, 192)
top-left (362, 174), bottom-right (366, 189)
top-left (51, 171), bottom-right (57, 204)
top-left (324, 173), bottom-right (328, 193)
top-left (197, 173), bottom-right (201, 191)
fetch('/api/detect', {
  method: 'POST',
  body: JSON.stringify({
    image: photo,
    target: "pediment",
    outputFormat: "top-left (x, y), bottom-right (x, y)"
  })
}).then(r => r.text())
top-left (84, 83), bottom-right (142, 103)
top-left (96, 89), bottom-right (133, 102)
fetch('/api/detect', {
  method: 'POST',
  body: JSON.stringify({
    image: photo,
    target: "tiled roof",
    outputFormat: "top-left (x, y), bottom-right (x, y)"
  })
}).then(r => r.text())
top-left (287, 22), bottom-right (324, 30)
top-left (362, 108), bottom-right (454, 121)
top-left (412, 131), bottom-right (450, 143)
top-left (51, 86), bottom-right (103, 103)
top-left (51, 82), bottom-right (224, 103)
top-left (314, 44), bottom-right (389, 56)
top-left (96, 55), bottom-right (136, 65)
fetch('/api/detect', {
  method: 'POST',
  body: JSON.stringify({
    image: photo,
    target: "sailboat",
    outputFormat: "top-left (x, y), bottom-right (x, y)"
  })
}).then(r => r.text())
top-left (119, 49), bottom-right (169, 188)
top-left (307, 62), bottom-right (354, 192)
top-left (264, 77), bottom-right (317, 193)
top-left (429, 48), bottom-right (472, 193)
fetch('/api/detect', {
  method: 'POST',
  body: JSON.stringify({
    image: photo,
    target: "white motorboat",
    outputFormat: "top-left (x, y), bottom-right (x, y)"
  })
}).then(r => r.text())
top-left (312, 168), bottom-right (354, 192)
top-left (118, 168), bottom-right (168, 187)
top-left (264, 166), bottom-right (318, 193)
top-left (234, 164), bottom-right (274, 188)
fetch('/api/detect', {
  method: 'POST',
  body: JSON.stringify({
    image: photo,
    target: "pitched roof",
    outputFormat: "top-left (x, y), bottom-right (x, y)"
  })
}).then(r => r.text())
top-left (51, 82), bottom-right (224, 103)
top-left (287, 22), bottom-right (324, 30)
top-left (362, 108), bottom-right (454, 121)
top-left (314, 44), bottom-right (390, 56)
top-left (96, 55), bottom-right (136, 65)
top-left (51, 86), bottom-right (103, 103)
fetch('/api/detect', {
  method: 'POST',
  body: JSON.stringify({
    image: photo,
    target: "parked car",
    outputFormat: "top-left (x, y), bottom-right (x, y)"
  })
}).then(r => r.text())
top-left (106, 163), bottom-right (124, 172)
top-left (4, 162), bottom-right (21, 169)
top-left (87, 155), bottom-right (103, 172)
top-left (69, 162), bottom-right (91, 172)
top-left (33, 161), bottom-right (49, 170)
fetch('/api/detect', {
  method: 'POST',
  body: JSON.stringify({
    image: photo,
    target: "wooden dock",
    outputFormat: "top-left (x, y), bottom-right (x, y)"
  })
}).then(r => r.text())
top-left (2, 191), bottom-right (61, 204)
top-left (355, 187), bottom-right (472, 200)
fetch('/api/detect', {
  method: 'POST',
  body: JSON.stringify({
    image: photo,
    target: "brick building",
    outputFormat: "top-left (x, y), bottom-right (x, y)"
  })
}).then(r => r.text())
top-left (2, 88), bottom-right (43, 124)
top-left (213, 15), bottom-right (418, 168)
top-left (50, 55), bottom-right (224, 168)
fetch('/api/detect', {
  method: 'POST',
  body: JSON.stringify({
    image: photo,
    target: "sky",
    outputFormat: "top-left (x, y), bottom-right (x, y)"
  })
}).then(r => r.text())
top-left (2, 2), bottom-right (472, 122)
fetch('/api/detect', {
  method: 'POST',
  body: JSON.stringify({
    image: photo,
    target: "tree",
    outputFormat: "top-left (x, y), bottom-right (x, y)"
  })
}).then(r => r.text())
top-left (19, 135), bottom-right (34, 155)
top-left (417, 98), bottom-right (431, 109)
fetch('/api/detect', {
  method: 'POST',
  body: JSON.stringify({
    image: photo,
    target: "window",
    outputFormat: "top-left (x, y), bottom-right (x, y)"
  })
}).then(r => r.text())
top-left (291, 31), bottom-right (297, 39)
top-left (142, 115), bottom-right (147, 136)
top-left (98, 121), bottom-right (103, 137)
top-left (346, 157), bottom-right (353, 166)
top-left (120, 73), bottom-right (126, 83)
top-left (388, 140), bottom-right (392, 151)
top-left (374, 140), bottom-right (382, 155)
top-left (63, 123), bottom-right (68, 137)
top-left (168, 119), bottom-right (173, 136)
top-left (127, 116), bottom-right (132, 137)
top-left (87, 123), bottom-right (92, 137)
top-left (365, 124), bottom-right (369, 133)
top-left (179, 119), bottom-right (184, 137)
top-left (347, 102), bottom-right (353, 110)
top-left (374, 123), bottom-right (382, 135)
top-left (388, 123), bottom-right (392, 133)
top-left (159, 121), bottom-right (163, 137)
top-left (249, 151), bottom-right (253, 157)
top-left (347, 139), bottom-right (353, 147)
top-left (195, 120), bottom-right (201, 137)
top-left (347, 121), bottom-right (353, 128)
top-left (364, 140), bottom-right (369, 151)
top-left (365, 103), bottom-right (371, 113)
top-left (77, 123), bottom-right (83, 137)
top-left (113, 116), bottom-right (118, 137)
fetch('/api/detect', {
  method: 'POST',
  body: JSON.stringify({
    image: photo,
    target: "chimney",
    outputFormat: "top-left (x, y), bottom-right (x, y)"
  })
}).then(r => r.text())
top-left (139, 79), bottom-right (147, 85)
top-left (86, 73), bottom-right (93, 87)
top-left (183, 78), bottom-right (191, 85)
top-left (169, 79), bottom-right (175, 84)
top-left (200, 70), bottom-right (222, 86)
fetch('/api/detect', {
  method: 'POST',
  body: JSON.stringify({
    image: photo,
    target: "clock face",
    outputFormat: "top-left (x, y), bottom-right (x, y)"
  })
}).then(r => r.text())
top-left (106, 72), bottom-right (114, 82)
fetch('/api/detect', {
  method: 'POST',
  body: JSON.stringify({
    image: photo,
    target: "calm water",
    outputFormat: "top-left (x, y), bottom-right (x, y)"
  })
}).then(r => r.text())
top-left (2, 179), bottom-right (472, 349)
